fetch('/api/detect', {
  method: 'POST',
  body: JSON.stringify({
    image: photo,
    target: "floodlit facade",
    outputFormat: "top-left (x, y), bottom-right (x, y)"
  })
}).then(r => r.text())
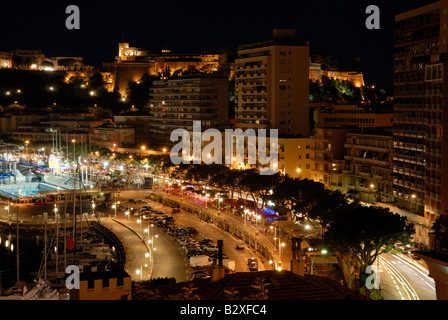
top-left (235, 29), bottom-right (310, 138)
top-left (149, 76), bottom-right (229, 148)
top-left (394, 0), bottom-right (448, 245)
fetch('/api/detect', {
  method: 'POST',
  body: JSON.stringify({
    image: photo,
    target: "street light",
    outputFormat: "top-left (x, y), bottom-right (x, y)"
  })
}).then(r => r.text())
top-left (5, 203), bottom-right (10, 221)
top-left (54, 204), bottom-right (59, 277)
top-left (270, 225), bottom-right (278, 270)
top-left (137, 218), bottom-right (141, 232)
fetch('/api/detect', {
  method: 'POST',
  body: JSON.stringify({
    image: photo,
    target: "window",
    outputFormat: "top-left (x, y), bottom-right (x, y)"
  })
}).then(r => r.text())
top-left (306, 154), bottom-right (310, 159)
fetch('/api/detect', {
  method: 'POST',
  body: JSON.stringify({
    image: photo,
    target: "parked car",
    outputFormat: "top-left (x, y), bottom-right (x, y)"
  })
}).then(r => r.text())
top-left (141, 214), bottom-right (154, 221)
top-left (136, 199), bottom-right (148, 203)
top-left (199, 238), bottom-right (213, 245)
top-left (186, 227), bottom-right (198, 235)
top-left (190, 255), bottom-right (213, 268)
top-left (128, 199), bottom-right (136, 203)
top-left (191, 271), bottom-right (211, 280)
top-left (203, 243), bottom-right (219, 252)
top-left (209, 253), bottom-right (229, 260)
top-left (172, 208), bottom-right (181, 214)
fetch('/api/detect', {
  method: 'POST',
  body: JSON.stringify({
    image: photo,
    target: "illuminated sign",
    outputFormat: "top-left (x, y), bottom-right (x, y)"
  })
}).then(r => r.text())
top-left (48, 155), bottom-right (60, 169)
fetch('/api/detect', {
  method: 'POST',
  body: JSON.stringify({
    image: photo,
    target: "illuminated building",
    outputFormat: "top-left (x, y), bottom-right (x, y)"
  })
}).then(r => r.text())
top-left (0, 51), bottom-right (12, 68)
top-left (90, 124), bottom-right (135, 149)
top-left (149, 76), bottom-right (229, 147)
top-left (393, 0), bottom-right (448, 246)
top-left (342, 131), bottom-right (394, 204)
top-left (309, 60), bottom-right (365, 88)
top-left (314, 104), bottom-right (393, 129)
top-left (113, 43), bottom-right (231, 96)
top-left (234, 29), bottom-right (310, 138)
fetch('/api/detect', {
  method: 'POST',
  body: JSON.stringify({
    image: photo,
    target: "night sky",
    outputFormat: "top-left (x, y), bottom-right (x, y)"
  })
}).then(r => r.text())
top-left (0, 0), bottom-right (436, 90)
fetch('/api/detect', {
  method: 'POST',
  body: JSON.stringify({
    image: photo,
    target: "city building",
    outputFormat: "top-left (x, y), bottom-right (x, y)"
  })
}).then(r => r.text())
top-left (228, 136), bottom-right (314, 179)
top-left (311, 127), bottom-right (359, 186)
top-left (149, 76), bottom-right (229, 148)
top-left (277, 138), bottom-right (314, 179)
top-left (309, 60), bottom-right (365, 88)
top-left (393, 0), bottom-right (448, 246)
top-left (314, 104), bottom-right (393, 129)
top-left (89, 124), bottom-right (135, 149)
top-left (113, 114), bottom-right (152, 146)
top-left (113, 43), bottom-right (231, 96)
top-left (6, 113), bottom-right (109, 152)
top-left (342, 130), bottom-right (394, 204)
top-left (0, 51), bottom-right (12, 68)
top-left (234, 29), bottom-right (310, 138)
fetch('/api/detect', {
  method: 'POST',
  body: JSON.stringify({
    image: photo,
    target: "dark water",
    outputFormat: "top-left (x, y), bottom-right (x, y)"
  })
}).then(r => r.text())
top-left (0, 229), bottom-right (44, 289)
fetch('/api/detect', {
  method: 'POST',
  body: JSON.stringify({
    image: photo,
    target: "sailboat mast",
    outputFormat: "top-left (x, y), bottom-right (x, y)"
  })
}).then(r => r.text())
top-left (73, 137), bottom-right (77, 266)
top-left (44, 219), bottom-right (47, 281)
top-left (16, 205), bottom-right (19, 283)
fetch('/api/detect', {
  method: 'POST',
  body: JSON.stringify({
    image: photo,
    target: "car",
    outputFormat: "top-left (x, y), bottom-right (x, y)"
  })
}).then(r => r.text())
top-left (186, 227), bottom-right (198, 235)
top-left (247, 257), bottom-right (257, 265)
top-left (191, 271), bottom-right (211, 280)
top-left (209, 253), bottom-right (229, 260)
top-left (236, 240), bottom-right (245, 249)
top-left (184, 244), bottom-right (202, 252)
top-left (203, 243), bottom-right (219, 252)
top-left (141, 214), bottom-right (154, 221)
top-left (172, 208), bottom-right (181, 214)
top-left (199, 238), bottom-right (213, 245)
top-left (249, 261), bottom-right (259, 271)
top-left (128, 199), bottom-right (136, 203)
top-left (163, 216), bottom-right (175, 222)
top-left (188, 249), bottom-right (205, 257)
top-left (136, 199), bottom-right (148, 203)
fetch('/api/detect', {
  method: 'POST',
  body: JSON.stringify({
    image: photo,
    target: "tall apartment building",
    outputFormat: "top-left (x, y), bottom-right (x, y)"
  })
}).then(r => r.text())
top-left (342, 131), bottom-right (394, 204)
top-left (234, 29), bottom-right (310, 138)
top-left (394, 1), bottom-right (448, 243)
top-left (149, 76), bottom-right (229, 148)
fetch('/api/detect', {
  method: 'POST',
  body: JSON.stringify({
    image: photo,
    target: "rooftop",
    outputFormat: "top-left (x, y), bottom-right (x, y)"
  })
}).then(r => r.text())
top-left (141, 271), bottom-right (365, 300)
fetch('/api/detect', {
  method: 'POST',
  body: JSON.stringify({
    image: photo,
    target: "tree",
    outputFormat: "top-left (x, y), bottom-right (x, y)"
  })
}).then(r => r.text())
top-left (89, 72), bottom-right (104, 88)
top-left (431, 215), bottom-right (448, 254)
top-left (307, 189), bottom-right (351, 236)
top-left (291, 179), bottom-right (327, 221)
top-left (324, 204), bottom-right (414, 289)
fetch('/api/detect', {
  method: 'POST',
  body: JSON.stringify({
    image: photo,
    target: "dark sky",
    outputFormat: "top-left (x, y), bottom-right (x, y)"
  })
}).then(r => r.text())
top-left (0, 0), bottom-right (436, 90)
